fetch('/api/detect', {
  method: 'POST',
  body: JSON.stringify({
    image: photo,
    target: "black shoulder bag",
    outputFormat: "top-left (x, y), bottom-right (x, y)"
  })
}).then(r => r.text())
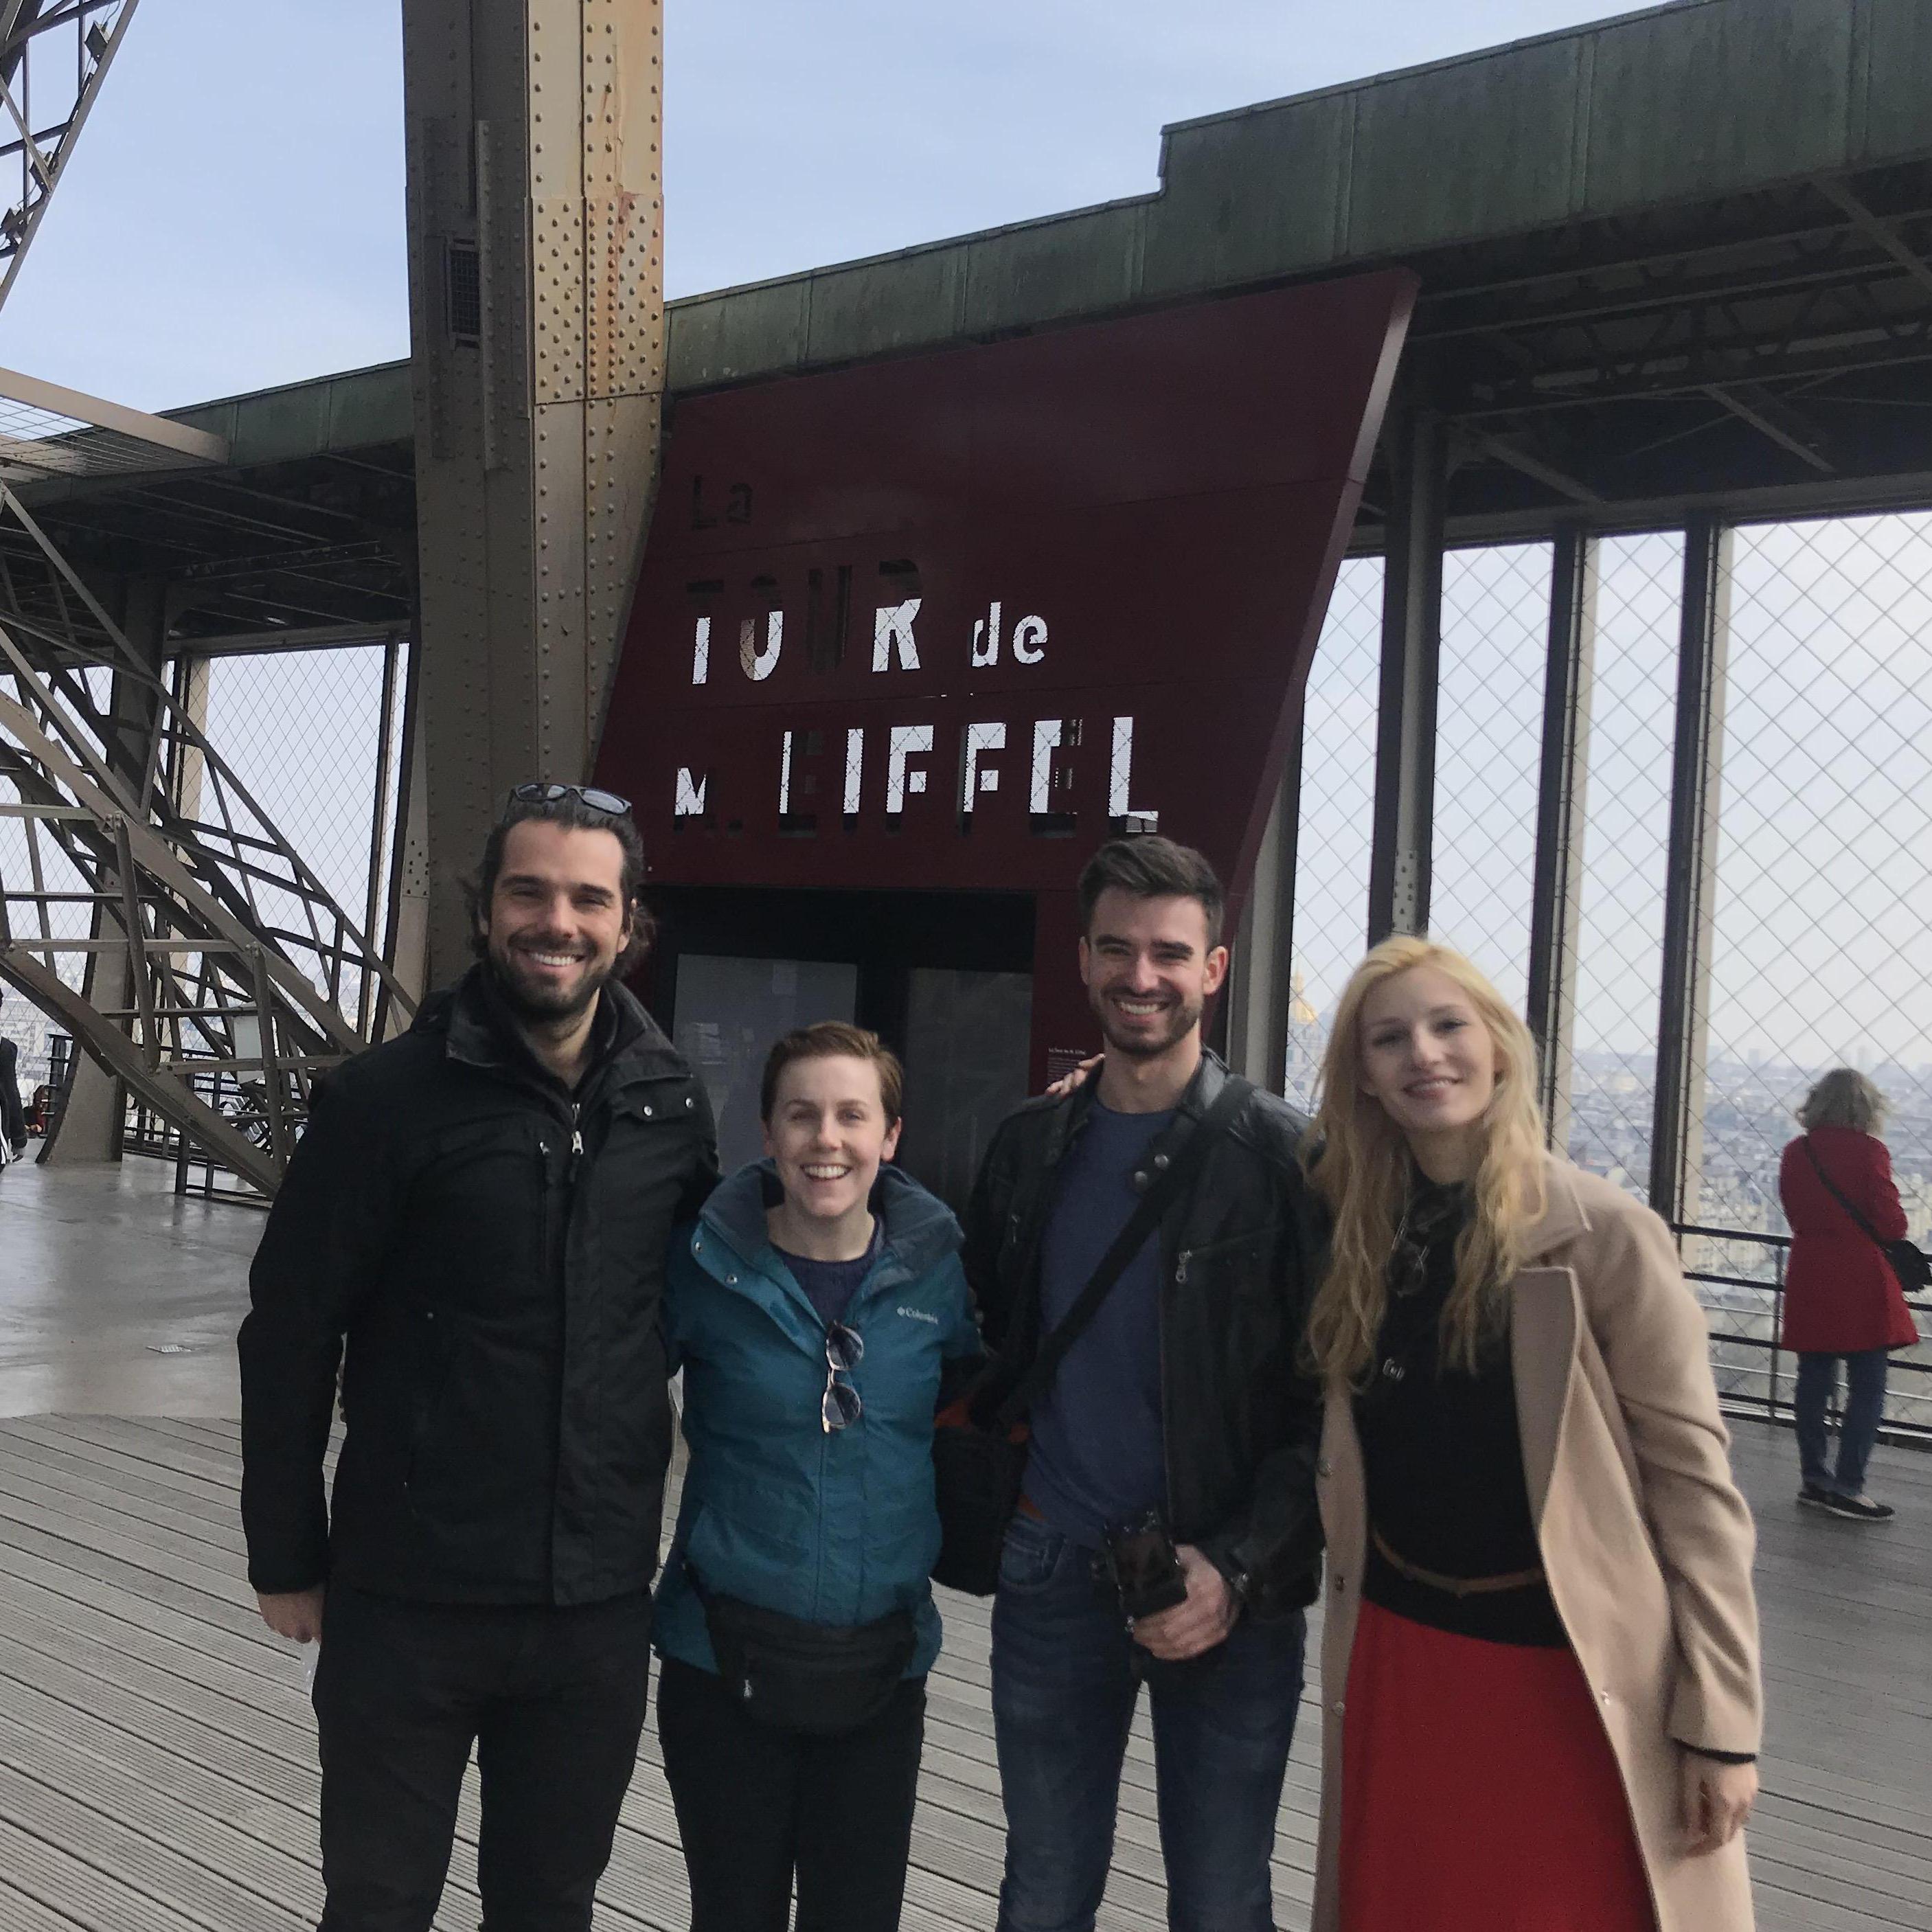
top-left (931, 1076), bottom-right (1253, 1597)
top-left (1802, 1135), bottom-right (1931, 1297)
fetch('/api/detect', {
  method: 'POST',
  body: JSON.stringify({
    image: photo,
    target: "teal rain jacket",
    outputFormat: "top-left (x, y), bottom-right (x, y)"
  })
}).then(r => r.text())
top-left (654, 1160), bottom-right (980, 1678)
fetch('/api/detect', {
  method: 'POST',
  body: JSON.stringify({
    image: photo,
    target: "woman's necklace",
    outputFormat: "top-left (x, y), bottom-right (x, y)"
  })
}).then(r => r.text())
top-left (1376, 1184), bottom-right (1468, 1386)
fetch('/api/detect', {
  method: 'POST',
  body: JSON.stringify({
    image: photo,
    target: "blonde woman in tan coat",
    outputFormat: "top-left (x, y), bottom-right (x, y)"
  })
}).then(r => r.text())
top-left (1304, 937), bottom-right (1761, 1932)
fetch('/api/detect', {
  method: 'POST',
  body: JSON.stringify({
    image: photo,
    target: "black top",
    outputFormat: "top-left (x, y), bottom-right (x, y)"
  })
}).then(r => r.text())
top-left (1354, 1179), bottom-right (1567, 1648)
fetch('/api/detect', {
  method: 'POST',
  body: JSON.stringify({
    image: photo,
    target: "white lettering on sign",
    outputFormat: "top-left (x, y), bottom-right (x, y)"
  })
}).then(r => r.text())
top-left (691, 616), bottom-right (712, 685)
top-left (961, 723), bottom-right (1006, 811)
top-left (683, 715), bottom-right (1157, 833)
top-left (843, 728), bottom-right (865, 814)
top-left (970, 601), bottom-right (1002, 668)
top-left (872, 598), bottom-right (922, 672)
top-left (886, 726), bottom-right (934, 812)
top-left (740, 611), bottom-right (782, 681)
top-left (1030, 719), bottom-right (1067, 813)
top-left (1109, 716), bottom-right (1156, 823)
top-left (970, 601), bottom-right (1047, 668)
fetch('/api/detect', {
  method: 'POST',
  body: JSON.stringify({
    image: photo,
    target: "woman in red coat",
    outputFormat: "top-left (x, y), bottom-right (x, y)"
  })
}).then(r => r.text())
top-left (1778, 1069), bottom-right (1921, 1522)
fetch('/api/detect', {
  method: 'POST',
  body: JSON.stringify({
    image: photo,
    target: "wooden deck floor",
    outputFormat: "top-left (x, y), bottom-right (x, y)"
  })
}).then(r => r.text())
top-left (0, 1412), bottom-right (1923, 1931)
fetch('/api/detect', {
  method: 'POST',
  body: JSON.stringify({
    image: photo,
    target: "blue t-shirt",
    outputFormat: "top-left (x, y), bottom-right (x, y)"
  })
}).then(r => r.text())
top-left (1023, 1101), bottom-right (1174, 1547)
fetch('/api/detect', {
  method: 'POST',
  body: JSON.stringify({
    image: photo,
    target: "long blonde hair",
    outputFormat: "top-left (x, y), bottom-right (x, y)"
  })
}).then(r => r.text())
top-left (1304, 937), bottom-right (1551, 1385)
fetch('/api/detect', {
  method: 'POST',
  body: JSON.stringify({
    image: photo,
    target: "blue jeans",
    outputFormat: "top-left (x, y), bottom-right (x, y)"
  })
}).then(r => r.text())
top-left (1795, 1348), bottom-right (1889, 1496)
top-left (990, 1512), bottom-right (1305, 1932)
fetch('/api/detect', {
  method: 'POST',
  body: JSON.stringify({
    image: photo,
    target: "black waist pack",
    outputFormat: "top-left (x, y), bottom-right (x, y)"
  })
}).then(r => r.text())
top-left (689, 1567), bottom-right (916, 1736)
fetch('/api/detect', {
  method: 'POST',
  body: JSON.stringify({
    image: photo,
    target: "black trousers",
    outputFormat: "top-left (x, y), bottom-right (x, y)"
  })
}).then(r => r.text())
top-left (656, 1655), bottom-right (927, 1932)
top-left (311, 1584), bottom-right (653, 1932)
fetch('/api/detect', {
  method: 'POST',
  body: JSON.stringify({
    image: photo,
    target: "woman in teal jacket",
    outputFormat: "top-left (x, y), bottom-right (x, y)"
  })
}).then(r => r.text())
top-left (655, 1021), bottom-right (979, 1932)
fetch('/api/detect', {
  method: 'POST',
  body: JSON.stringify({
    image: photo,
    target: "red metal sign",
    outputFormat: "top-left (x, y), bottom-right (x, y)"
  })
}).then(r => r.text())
top-left (598, 270), bottom-right (1415, 1075)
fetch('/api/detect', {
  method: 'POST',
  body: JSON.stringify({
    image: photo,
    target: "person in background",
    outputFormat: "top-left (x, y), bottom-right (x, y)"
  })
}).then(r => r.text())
top-left (1778, 1068), bottom-right (1920, 1523)
top-left (654, 1021), bottom-right (980, 1932)
top-left (1304, 935), bottom-right (1760, 1932)
top-left (0, 989), bottom-right (26, 1166)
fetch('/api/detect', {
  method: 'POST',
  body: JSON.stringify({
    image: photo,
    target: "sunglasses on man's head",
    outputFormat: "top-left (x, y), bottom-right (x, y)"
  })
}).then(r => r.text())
top-left (504, 782), bottom-right (633, 819)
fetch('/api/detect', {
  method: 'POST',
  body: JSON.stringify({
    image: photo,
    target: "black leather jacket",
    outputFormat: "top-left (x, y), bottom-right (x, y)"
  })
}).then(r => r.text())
top-left (962, 1052), bottom-right (1327, 1614)
top-left (239, 966), bottom-right (718, 1606)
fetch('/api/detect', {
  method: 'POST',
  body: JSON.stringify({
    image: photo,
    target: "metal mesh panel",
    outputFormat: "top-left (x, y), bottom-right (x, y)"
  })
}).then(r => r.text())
top-left (1697, 514), bottom-right (1932, 1430)
top-left (1429, 543), bottom-right (1552, 1012)
top-left (0, 677), bottom-right (86, 1095)
top-left (1566, 534), bottom-right (1684, 1196)
top-left (1284, 556), bottom-right (1382, 1110)
top-left (0, 395), bottom-right (203, 483)
top-left (0, 666), bottom-right (117, 1109)
top-left (196, 645), bottom-right (408, 1026)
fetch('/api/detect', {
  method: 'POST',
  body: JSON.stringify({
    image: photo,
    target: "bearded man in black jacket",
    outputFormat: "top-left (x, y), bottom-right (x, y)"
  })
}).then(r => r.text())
top-left (239, 786), bottom-right (717, 1932)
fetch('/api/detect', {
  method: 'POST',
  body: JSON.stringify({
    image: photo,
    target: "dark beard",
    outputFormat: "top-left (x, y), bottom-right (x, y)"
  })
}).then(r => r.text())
top-left (485, 947), bottom-right (612, 1027)
top-left (1091, 990), bottom-right (1202, 1061)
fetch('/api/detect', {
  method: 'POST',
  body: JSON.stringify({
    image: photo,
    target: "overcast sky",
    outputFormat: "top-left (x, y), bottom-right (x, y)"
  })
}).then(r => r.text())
top-left (2, 0), bottom-right (1626, 411)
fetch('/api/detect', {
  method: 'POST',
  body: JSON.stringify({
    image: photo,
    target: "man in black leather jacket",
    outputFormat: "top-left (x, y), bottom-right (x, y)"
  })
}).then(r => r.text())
top-left (963, 835), bottom-right (1325, 1932)
top-left (239, 787), bottom-right (716, 1932)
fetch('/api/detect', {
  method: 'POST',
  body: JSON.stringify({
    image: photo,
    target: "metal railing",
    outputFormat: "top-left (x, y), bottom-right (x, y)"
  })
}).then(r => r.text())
top-left (1675, 1221), bottom-right (1931, 1445)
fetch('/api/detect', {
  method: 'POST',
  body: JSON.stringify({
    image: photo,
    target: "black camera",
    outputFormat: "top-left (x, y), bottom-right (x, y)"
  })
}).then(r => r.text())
top-left (1102, 1509), bottom-right (1187, 1620)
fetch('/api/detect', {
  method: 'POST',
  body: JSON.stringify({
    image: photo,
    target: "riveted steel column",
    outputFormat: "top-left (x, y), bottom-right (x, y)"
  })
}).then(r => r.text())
top-left (404, 0), bottom-right (665, 981)
top-left (1367, 407), bottom-right (1444, 944)
top-left (1525, 529), bottom-right (1596, 1152)
top-left (1649, 519), bottom-right (1731, 1227)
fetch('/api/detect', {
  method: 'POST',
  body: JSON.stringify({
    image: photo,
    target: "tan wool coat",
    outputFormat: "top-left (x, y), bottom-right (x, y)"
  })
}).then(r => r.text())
top-left (1312, 1156), bottom-right (1762, 1932)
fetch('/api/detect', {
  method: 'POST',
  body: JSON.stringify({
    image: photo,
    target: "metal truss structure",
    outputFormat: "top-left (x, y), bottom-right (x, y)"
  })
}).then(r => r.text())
top-left (0, 361), bottom-right (228, 484)
top-left (1403, 160), bottom-right (1932, 533)
top-left (0, 0), bottom-right (138, 314)
top-left (0, 483), bottom-right (414, 1193)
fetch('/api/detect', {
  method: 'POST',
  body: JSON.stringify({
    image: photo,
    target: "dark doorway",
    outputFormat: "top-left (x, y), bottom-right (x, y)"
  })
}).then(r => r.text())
top-left (644, 886), bottom-right (1035, 1211)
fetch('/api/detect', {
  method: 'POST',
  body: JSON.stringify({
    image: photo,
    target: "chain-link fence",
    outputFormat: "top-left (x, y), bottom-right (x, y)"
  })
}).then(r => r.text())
top-left (1691, 513), bottom-right (1932, 1430)
top-left (1565, 533), bottom-right (1684, 1198)
top-left (194, 641), bottom-right (409, 1030)
top-left (0, 666), bottom-right (113, 1100)
top-left (1284, 555), bottom-right (1383, 1111)
top-left (1283, 515), bottom-right (1929, 1440)
top-left (1, 642), bottom-right (408, 1155)
top-left (1429, 543), bottom-right (1552, 1014)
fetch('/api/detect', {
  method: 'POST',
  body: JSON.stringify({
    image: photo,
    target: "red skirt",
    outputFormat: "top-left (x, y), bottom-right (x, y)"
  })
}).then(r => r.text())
top-left (1340, 1598), bottom-right (1656, 1932)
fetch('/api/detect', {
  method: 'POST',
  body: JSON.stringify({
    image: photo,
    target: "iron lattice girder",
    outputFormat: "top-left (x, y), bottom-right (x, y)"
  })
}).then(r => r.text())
top-left (0, 1), bottom-right (138, 312)
top-left (1412, 170), bottom-right (1932, 442)
top-left (23, 455), bottom-right (418, 648)
top-left (0, 484), bottom-right (414, 1192)
top-left (1383, 169), bottom-right (1932, 519)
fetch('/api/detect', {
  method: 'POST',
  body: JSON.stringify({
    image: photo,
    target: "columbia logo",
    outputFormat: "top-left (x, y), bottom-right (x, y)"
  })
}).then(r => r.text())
top-left (897, 1305), bottom-right (939, 1326)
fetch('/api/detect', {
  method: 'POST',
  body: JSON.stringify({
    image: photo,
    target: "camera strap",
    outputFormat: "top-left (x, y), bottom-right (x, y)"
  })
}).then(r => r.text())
top-left (992, 1073), bottom-right (1253, 1434)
